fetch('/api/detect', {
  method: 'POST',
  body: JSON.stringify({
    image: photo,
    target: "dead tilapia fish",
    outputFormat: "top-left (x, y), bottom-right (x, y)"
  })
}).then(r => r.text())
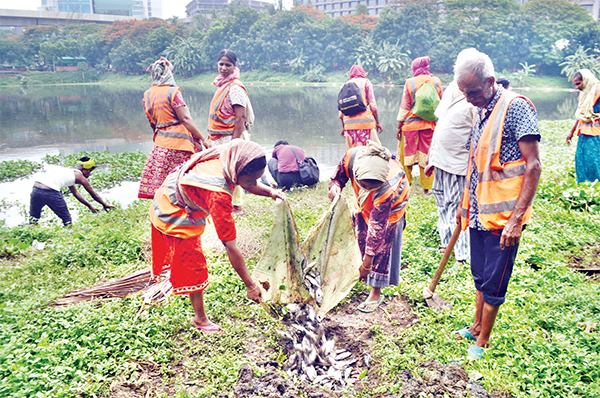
top-left (279, 303), bottom-right (361, 389)
top-left (253, 197), bottom-right (360, 317)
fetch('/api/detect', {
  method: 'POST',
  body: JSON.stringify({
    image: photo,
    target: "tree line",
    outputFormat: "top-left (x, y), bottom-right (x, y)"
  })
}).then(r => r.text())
top-left (0, 0), bottom-right (598, 80)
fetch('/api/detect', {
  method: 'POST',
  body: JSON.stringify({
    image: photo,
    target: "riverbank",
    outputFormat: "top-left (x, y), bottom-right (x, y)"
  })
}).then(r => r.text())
top-left (0, 120), bottom-right (598, 397)
top-left (0, 70), bottom-right (574, 90)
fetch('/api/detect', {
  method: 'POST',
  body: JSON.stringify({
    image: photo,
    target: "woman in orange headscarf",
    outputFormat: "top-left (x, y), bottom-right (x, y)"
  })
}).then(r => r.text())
top-left (340, 65), bottom-right (383, 149)
top-left (150, 140), bottom-right (285, 333)
top-left (396, 56), bottom-right (443, 194)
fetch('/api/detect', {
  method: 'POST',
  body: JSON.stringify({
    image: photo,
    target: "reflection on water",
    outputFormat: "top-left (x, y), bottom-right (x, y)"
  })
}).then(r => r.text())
top-left (0, 85), bottom-right (578, 162)
top-left (0, 84), bottom-right (578, 224)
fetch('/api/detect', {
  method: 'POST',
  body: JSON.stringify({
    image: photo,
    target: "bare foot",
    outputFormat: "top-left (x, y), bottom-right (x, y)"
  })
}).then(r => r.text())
top-left (191, 318), bottom-right (222, 333)
top-left (232, 205), bottom-right (244, 216)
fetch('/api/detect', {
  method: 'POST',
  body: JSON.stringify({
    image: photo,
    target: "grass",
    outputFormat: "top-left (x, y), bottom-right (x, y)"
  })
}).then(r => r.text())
top-left (0, 121), bottom-right (599, 397)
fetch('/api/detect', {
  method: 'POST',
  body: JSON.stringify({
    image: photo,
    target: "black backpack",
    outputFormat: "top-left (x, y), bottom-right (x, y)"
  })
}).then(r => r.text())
top-left (338, 81), bottom-right (367, 116)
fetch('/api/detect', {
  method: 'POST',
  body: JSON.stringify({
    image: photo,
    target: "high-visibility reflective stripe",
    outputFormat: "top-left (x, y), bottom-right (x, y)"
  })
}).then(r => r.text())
top-left (209, 112), bottom-right (237, 124)
top-left (155, 130), bottom-right (194, 143)
top-left (147, 87), bottom-right (182, 128)
top-left (211, 81), bottom-right (234, 115)
top-left (373, 173), bottom-right (401, 201)
top-left (479, 163), bottom-right (526, 182)
top-left (156, 120), bottom-right (182, 129)
top-left (207, 129), bottom-right (234, 135)
top-left (479, 199), bottom-right (517, 215)
top-left (183, 173), bottom-right (233, 195)
top-left (462, 208), bottom-right (469, 217)
top-left (345, 118), bottom-right (375, 125)
top-left (153, 200), bottom-right (206, 227)
top-left (410, 77), bottom-right (416, 102)
top-left (582, 120), bottom-right (600, 127)
top-left (482, 92), bottom-right (513, 167)
top-left (347, 148), bottom-right (359, 177)
top-left (405, 116), bottom-right (424, 123)
top-left (146, 90), bottom-right (157, 124)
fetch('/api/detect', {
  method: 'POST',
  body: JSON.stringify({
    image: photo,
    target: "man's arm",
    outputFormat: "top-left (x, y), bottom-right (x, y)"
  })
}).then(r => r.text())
top-left (69, 185), bottom-right (99, 213)
top-left (500, 136), bottom-right (542, 249)
top-left (74, 171), bottom-right (116, 211)
top-left (174, 105), bottom-right (210, 149)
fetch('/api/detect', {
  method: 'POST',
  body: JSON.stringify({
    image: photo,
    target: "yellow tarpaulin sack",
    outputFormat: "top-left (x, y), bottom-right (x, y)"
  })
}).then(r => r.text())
top-left (253, 196), bottom-right (361, 317)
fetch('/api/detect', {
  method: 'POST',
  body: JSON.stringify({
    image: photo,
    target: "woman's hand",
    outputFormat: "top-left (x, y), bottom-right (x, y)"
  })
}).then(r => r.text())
top-left (202, 137), bottom-right (211, 149)
top-left (270, 189), bottom-right (286, 201)
top-left (566, 132), bottom-right (574, 145)
top-left (328, 185), bottom-right (341, 202)
top-left (359, 255), bottom-right (374, 279)
top-left (246, 283), bottom-right (262, 303)
top-left (376, 122), bottom-right (383, 134)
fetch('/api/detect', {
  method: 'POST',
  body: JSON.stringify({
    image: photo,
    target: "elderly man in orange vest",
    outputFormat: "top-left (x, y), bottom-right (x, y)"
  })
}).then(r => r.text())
top-left (452, 48), bottom-right (542, 360)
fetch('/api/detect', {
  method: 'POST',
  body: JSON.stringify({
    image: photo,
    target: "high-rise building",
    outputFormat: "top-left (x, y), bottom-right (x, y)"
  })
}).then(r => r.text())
top-left (304, 0), bottom-right (386, 17)
top-left (186, 0), bottom-right (274, 15)
top-left (40, 0), bottom-right (161, 18)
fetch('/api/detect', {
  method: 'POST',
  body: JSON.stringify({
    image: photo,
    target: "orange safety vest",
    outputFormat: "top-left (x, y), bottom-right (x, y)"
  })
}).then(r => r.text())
top-left (576, 85), bottom-right (600, 136)
top-left (342, 78), bottom-right (376, 131)
top-left (144, 85), bottom-right (195, 153)
top-left (343, 148), bottom-right (410, 224)
top-left (207, 79), bottom-right (247, 138)
top-left (460, 90), bottom-right (534, 231)
top-left (150, 157), bottom-right (233, 239)
top-left (401, 75), bottom-right (442, 132)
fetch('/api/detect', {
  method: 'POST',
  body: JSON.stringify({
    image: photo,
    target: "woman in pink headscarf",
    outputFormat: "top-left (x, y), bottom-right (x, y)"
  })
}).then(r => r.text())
top-left (339, 65), bottom-right (383, 149)
top-left (396, 56), bottom-right (442, 194)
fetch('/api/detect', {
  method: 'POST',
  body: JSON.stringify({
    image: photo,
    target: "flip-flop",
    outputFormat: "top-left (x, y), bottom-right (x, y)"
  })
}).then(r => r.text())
top-left (357, 298), bottom-right (384, 313)
top-left (451, 326), bottom-right (477, 342)
top-left (191, 320), bottom-right (222, 334)
top-left (467, 344), bottom-right (485, 360)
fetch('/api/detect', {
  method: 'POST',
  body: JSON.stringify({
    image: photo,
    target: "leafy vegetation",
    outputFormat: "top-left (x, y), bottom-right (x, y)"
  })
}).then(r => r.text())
top-left (0, 0), bottom-right (598, 81)
top-left (0, 160), bottom-right (42, 182)
top-left (0, 120), bottom-right (599, 397)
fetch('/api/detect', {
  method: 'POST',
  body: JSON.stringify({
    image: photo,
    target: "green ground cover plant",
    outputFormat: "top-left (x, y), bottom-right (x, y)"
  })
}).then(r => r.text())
top-left (0, 120), bottom-right (599, 397)
top-left (0, 160), bottom-right (43, 182)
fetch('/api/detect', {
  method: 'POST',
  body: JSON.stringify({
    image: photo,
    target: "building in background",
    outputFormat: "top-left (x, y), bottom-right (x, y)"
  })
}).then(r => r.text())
top-left (514, 0), bottom-right (599, 20)
top-left (186, 0), bottom-right (274, 15)
top-left (39, 0), bottom-right (162, 18)
top-left (303, 0), bottom-right (600, 18)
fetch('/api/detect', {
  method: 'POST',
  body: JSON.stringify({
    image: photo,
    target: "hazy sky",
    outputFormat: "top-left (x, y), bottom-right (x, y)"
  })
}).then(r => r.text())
top-left (0, 0), bottom-right (189, 19)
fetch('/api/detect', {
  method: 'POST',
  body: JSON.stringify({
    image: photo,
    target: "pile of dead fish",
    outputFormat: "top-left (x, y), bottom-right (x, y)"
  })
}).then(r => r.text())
top-left (303, 261), bottom-right (323, 307)
top-left (277, 303), bottom-right (361, 390)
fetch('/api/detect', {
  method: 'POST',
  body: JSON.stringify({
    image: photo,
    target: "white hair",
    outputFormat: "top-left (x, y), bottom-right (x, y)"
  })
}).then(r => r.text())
top-left (454, 48), bottom-right (495, 83)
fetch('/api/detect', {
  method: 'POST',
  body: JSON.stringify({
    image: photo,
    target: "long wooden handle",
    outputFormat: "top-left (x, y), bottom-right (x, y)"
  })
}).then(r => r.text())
top-left (427, 224), bottom-right (462, 293)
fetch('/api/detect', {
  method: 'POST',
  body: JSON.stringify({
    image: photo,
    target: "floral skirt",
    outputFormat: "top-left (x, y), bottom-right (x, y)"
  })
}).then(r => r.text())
top-left (138, 145), bottom-right (192, 199)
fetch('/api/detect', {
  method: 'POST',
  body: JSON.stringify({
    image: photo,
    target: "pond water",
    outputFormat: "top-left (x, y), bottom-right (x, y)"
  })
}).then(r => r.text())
top-left (0, 83), bottom-right (578, 227)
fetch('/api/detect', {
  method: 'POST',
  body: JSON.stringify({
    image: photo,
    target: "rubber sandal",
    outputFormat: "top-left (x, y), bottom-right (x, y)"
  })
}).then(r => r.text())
top-left (451, 326), bottom-right (477, 342)
top-left (357, 298), bottom-right (384, 313)
top-left (191, 320), bottom-right (222, 334)
top-left (467, 344), bottom-right (485, 360)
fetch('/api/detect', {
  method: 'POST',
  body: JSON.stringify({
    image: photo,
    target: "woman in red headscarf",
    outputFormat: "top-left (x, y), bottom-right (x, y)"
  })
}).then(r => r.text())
top-left (150, 140), bottom-right (285, 333)
top-left (340, 65), bottom-right (383, 149)
top-left (396, 56), bottom-right (443, 194)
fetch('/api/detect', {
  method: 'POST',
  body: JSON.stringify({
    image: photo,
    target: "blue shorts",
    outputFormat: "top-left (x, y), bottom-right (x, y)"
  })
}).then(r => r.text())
top-left (470, 228), bottom-right (520, 306)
